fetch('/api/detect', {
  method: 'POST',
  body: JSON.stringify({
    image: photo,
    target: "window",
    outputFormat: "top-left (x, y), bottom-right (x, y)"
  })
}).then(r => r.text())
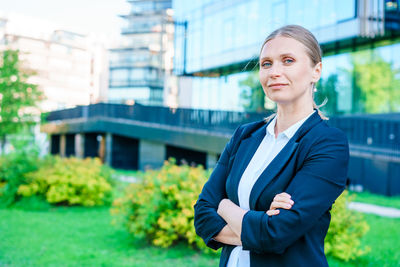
top-left (336, 0), bottom-right (356, 21)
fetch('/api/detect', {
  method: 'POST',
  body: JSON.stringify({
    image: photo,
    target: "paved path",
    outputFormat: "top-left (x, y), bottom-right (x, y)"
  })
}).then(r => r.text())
top-left (348, 202), bottom-right (400, 218)
top-left (117, 175), bottom-right (138, 183)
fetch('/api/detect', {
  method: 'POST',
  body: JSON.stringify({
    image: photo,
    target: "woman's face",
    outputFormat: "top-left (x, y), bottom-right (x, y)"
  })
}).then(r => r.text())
top-left (259, 36), bottom-right (321, 106)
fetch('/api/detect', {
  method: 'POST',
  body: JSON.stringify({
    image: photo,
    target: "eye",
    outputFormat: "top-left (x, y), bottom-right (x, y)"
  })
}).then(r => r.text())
top-left (283, 58), bottom-right (294, 64)
top-left (261, 61), bottom-right (272, 68)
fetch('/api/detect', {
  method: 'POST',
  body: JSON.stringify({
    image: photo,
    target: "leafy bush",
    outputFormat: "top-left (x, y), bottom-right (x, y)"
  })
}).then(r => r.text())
top-left (12, 195), bottom-right (52, 211)
top-left (111, 158), bottom-right (212, 251)
top-left (0, 136), bottom-right (41, 207)
top-left (325, 190), bottom-right (370, 261)
top-left (112, 160), bottom-right (369, 260)
top-left (18, 156), bottom-right (113, 207)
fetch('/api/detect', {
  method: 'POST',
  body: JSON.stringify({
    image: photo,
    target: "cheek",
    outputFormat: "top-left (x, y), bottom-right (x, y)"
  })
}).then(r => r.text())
top-left (259, 70), bottom-right (270, 86)
top-left (291, 67), bottom-right (313, 86)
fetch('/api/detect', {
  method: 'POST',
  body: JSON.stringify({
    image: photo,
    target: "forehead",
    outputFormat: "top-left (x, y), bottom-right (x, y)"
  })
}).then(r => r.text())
top-left (260, 36), bottom-right (309, 58)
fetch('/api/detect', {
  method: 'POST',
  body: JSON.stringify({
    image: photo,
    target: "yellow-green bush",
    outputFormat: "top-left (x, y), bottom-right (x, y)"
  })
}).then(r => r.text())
top-left (325, 190), bottom-right (370, 261)
top-left (112, 159), bottom-right (369, 260)
top-left (18, 156), bottom-right (113, 206)
top-left (111, 158), bottom-right (211, 251)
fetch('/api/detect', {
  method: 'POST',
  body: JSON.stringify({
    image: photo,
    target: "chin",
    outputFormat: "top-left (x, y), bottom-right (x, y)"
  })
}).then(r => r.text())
top-left (268, 94), bottom-right (291, 104)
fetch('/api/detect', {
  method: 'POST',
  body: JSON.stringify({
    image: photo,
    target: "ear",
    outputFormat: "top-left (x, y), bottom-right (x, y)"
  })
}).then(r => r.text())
top-left (311, 62), bottom-right (322, 83)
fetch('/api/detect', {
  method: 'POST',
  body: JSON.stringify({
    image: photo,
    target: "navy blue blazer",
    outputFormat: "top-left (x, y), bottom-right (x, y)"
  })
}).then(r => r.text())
top-left (194, 111), bottom-right (349, 267)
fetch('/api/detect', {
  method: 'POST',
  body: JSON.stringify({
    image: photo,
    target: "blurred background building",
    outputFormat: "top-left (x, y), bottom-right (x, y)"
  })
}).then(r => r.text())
top-left (0, 14), bottom-right (108, 112)
top-left (108, 0), bottom-right (176, 107)
top-left (40, 0), bottom-right (400, 195)
top-left (173, 0), bottom-right (400, 113)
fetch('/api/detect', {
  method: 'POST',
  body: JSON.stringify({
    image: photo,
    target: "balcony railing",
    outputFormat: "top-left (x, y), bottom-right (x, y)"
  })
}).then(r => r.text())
top-left (46, 103), bottom-right (268, 134)
top-left (109, 79), bottom-right (164, 88)
top-left (121, 27), bottom-right (166, 35)
top-left (45, 103), bottom-right (400, 152)
top-left (109, 60), bottom-right (161, 68)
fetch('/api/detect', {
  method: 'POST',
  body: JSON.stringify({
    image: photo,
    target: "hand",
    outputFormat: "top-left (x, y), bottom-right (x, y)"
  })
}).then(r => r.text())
top-left (266, 192), bottom-right (294, 216)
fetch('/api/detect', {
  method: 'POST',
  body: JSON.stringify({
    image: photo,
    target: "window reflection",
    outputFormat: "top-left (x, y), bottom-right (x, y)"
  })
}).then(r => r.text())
top-left (173, 0), bottom-right (398, 113)
top-left (317, 43), bottom-right (400, 115)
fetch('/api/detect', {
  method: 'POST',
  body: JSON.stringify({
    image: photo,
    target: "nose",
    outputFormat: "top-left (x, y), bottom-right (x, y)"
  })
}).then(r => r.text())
top-left (268, 63), bottom-right (282, 78)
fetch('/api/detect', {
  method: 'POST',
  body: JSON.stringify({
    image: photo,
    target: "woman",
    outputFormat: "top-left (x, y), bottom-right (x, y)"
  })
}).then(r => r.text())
top-left (194, 25), bottom-right (349, 267)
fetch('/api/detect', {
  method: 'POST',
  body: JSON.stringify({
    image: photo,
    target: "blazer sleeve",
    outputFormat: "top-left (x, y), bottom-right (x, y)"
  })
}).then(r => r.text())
top-left (241, 128), bottom-right (349, 254)
top-left (194, 125), bottom-right (243, 250)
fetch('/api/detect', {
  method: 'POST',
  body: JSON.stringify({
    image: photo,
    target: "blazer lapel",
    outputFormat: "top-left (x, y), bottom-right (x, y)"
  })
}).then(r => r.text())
top-left (249, 111), bottom-right (323, 210)
top-left (226, 123), bottom-right (268, 205)
top-left (249, 139), bottom-right (298, 210)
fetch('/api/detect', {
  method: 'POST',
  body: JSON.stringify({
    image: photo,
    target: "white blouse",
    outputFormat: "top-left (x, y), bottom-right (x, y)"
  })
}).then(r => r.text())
top-left (227, 111), bottom-right (315, 267)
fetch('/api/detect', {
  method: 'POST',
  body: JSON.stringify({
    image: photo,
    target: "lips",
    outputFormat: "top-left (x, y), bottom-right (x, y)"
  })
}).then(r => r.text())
top-left (268, 83), bottom-right (288, 89)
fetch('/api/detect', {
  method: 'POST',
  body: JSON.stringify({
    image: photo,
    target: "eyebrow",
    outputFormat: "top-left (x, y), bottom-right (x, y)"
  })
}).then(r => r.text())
top-left (259, 53), bottom-right (296, 61)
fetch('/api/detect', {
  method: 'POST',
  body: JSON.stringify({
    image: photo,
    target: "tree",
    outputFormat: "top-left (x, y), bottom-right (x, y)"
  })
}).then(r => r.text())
top-left (239, 71), bottom-right (270, 112)
top-left (351, 51), bottom-right (400, 113)
top-left (315, 73), bottom-right (339, 115)
top-left (0, 49), bottom-right (42, 153)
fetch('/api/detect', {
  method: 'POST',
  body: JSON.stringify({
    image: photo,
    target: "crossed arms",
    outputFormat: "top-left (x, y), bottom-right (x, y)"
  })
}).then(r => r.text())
top-left (194, 125), bottom-right (349, 253)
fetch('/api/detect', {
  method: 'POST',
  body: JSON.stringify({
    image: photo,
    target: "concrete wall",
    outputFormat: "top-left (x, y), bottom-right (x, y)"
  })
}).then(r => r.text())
top-left (139, 139), bottom-right (166, 171)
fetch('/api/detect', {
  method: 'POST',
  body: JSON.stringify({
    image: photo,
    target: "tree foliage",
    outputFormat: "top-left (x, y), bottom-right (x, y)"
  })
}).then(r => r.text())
top-left (315, 73), bottom-right (339, 115)
top-left (0, 49), bottom-right (42, 151)
top-left (351, 51), bottom-right (400, 113)
top-left (239, 71), bottom-right (268, 112)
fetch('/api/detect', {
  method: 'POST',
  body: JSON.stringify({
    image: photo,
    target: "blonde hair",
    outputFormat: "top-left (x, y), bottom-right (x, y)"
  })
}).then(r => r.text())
top-left (261, 25), bottom-right (328, 121)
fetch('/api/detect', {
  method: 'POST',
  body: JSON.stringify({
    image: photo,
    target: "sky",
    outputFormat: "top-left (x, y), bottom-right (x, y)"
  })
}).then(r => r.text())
top-left (0, 0), bottom-right (130, 38)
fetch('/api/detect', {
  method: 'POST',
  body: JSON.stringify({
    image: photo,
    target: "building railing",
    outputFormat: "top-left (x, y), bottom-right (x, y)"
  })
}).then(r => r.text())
top-left (329, 114), bottom-right (400, 152)
top-left (46, 103), bottom-right (268, 134)
top-left (109, 60), bottom-right (161, 69)
top-left (121, 27), bottom-right (166, 35)
top-left (109, 79), bottom-right (164, 88)
top-left (46, 103), bottom-right (400, 152)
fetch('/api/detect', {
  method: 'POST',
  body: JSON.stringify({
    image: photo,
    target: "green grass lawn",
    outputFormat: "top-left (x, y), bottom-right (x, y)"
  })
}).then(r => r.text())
top-left (0, 205), bottom-right (219, 267)
top-left (1, 202), bottom-right (399, 267)
top-left (327, 213), bottom-right (400, 267)
top-left (350, 191), bottom-right (400, 209)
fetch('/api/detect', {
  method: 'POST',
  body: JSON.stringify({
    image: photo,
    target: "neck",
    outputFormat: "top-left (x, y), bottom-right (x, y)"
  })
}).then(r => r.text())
top-left (274, 102), bottom-right (314, 136)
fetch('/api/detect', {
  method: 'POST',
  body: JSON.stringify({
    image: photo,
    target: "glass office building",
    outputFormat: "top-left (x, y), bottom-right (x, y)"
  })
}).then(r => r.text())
top-left (109, 0), bottom-right (174, 106)
top-left (173, 0), bottom-right (400, 113)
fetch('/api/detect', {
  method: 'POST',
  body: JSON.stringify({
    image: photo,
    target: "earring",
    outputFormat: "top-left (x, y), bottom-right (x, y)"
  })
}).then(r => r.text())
top-left (312, 83), bottom-right (317, 92)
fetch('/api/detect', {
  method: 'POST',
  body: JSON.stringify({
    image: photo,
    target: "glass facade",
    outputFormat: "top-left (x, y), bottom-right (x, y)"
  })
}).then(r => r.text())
top-left (317, 40), bottom-right (400, 115)
top-left (109, 0), bottom-right (173, 106)
top-left (173, 0), bottom-right (400, 112)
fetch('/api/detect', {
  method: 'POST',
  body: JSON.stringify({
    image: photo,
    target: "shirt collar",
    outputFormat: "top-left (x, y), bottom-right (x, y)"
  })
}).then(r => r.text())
top-left (266, 111), bottom-right (316, 139)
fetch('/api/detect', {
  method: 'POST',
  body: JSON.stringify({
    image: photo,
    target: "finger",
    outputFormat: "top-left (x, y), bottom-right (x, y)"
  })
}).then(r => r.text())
top-left (273, 195), bottom-right (294, 205)
top-left (266, 209), bottom-right (280, 216)
top-left (270, 201), bottom-right (292, 210)
top-left (280, 192), bottom-right (292, 199)
top-left (274, 192), bottom-right (293, 201)
top-left (273, 195), bottom-right (289, 202)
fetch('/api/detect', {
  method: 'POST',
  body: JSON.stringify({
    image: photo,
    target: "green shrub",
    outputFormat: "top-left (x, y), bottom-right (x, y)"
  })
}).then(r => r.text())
top-left (0, 137), bottom-right (40, 207)
top-left (111, 158), bottom-right (212, 251)
top-left (12, 195), bottom-right (52, 211)
top-left (18, 156), bottom-right (113, 207)
top-left (325, 190), bottom-right (370, 261)
top-left (112, 160), bottom-right (369, 260)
